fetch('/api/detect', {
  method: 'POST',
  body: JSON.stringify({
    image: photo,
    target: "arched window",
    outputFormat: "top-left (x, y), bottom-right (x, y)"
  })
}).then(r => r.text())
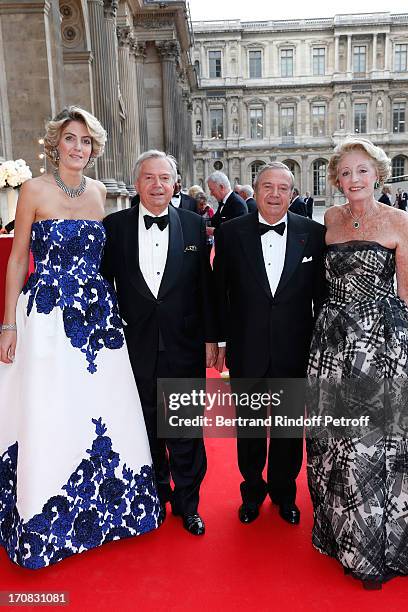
top-left (392, 155), bottom-right (406, 178)
top-left (250, 160), bottom-right (266, 186)
top-left (313, 159), bottom-right (327, 196)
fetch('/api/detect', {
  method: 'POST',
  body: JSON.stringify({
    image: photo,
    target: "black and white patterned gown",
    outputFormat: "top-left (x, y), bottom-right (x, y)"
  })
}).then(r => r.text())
top-left (307, 240), bottom-right (408, 583)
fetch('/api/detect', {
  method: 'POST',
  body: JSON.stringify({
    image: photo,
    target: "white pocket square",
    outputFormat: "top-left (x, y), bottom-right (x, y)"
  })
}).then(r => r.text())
top-left (302, 256), bottom-right (313, 263)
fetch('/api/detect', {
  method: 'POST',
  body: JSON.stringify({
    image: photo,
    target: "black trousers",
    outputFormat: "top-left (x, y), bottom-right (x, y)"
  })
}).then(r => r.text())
top-left (135, 352), bottom-right (207, 515)
top-left (234, 367), bottom-right (303, 507)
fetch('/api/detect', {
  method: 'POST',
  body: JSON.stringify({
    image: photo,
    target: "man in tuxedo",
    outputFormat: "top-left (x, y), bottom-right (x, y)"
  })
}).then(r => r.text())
top-left (171, 174), bottom-right (198, 212)
top-left (207, 172), bottom-right (247, 240)
top-left (102, 150), bottom-right (218, 536)
top-left (289, 188), bottom-right (307, 217)
top-left (239, 185), bottom-right (257, 213)
top-left (304, 191), bottom-right (314, 219)
top-left (213, 162), bottom-right (326, 526)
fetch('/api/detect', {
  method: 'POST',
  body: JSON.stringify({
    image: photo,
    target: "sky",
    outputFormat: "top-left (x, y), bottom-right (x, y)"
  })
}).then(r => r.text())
top-left (189, 0), bottom-right (408, 22)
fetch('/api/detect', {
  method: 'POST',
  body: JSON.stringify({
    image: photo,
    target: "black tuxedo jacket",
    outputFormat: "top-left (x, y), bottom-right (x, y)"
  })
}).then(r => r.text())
top-left (213, 211), bottom-right (327, 378)
top-left (305, 196), bottom-right (314, 218)
top-left (289, 196), bottom-right (307, 217)
top-left (178, 193), bottom-right (198, 212)
top-left (101, 205), bottom-right (217, 379)
top-left (245, 197), bottom-right (257, 213)
top-left (211, 191), bottom-right (248, 230)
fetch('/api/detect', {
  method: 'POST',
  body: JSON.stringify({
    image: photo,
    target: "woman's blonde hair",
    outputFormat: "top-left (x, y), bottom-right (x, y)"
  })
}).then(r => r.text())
top-left (328, 136), bottom-right (391, 189)
top-left (44, 106), bottom-right (107, 167)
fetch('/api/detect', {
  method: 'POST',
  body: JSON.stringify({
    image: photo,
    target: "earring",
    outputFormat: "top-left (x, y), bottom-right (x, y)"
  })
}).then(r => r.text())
top-left (86, 156), bottom-right (95, 169)
top-left (51, 148), bottom-right (59, 165)
top-left (374, 180), bottom-right (380, 189)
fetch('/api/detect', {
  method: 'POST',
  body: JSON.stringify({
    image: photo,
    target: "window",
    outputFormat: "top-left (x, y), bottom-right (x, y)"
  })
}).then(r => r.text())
top-left (395, 44), bottom-right (408, 72)
top-left (311, 104), bottom-right (326, 136)
top-left (393, 102), bottom-right (406, 133)
top-left (210, 109), bottom-right (223, 139)
top-left (194, 60), bottom-right (200, 77)
top-left (249, 50), bottom-right (262, 78)
top-left (281, 49), bottom-right (294, 77)
top-left (313, 160), bottom-right (327, 196)
top-left (312, 48), bottom-right (325, 76)
top-left (250, 108), bottom-right (263, 139)
top-left (209, 50), bottom-right (222, 78)
top-left (353, 46), bottom-right (366, 74)
top-left (281, 106), bottom-right (295, 140)
top-left (250, 161), bottom-right (265, 185)
top-left (354, 103), bottom-right (367, 134)
top-left (392, 156), bottom-right (406, 178)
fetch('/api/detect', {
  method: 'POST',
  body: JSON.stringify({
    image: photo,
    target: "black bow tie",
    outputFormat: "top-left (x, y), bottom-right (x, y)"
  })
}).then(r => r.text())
top-left (259, 221), bottom-right (286, 236)
top-left (173, 193), bottom-right (180, 198)
top-left (144, 214), bottom-right (169, 231)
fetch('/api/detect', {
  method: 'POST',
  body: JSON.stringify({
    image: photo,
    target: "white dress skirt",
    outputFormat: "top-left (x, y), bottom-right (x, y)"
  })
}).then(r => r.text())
top-left (0, 219), bottom-right (160, 569)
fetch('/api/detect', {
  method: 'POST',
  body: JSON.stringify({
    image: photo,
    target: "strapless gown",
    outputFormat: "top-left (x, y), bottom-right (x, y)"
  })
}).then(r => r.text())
top-left (307, 241), bottom-right (408, 583)
top-left (0, 219), bottom-right (160, 569)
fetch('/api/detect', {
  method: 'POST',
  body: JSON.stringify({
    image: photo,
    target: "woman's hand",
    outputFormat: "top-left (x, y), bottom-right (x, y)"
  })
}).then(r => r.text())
top-left (0, 330), bottom-right (17, 364)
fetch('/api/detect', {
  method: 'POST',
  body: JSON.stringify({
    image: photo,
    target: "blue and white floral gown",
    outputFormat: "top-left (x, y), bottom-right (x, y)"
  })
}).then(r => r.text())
top-left (0, 219), bottom-right (160, 569)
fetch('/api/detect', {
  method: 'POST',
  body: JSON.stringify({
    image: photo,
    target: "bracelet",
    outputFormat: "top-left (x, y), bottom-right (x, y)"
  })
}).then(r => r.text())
top-left (0, 324), bottom-right (17, 332)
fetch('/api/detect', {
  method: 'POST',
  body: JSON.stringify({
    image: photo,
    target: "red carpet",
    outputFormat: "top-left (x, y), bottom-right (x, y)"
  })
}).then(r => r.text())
top-left (1, 375), bottom-right (406, 610)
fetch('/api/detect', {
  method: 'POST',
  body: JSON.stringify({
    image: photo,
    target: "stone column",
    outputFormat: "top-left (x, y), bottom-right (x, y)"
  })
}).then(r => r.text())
top-left (117, 26), bottom-right (138, 193)
top-left (133, 43), bottom-right (148, 153)
top-left (157, 41), bottom-right (179, 158)
top-left (87, 0), bottom-right (119, 193)
top-left (372, 33), bottom-right (377, 71)
top-left (334, 35), bottom-right (339, 72)
top-left (347, 35), bottom-right (352, 74)
top-left (384, 34), bottom-right (389, 71)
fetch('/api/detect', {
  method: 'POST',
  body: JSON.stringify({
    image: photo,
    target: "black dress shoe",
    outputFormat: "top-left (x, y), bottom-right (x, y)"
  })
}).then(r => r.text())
top-left (238, 504), bottom-right (260, 524)
top-left (278, 503), bottom-right (300, 525)
top-left (182, 513), bottom-right (205, 535)
top-left (157, 504), bottom-right (167, 527)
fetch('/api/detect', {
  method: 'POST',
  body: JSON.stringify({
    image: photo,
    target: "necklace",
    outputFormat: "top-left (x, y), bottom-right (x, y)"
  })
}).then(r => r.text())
top-left (347, 204), bottom-right (376, 230)
top-left (53, 169), bottom-right (86, 198)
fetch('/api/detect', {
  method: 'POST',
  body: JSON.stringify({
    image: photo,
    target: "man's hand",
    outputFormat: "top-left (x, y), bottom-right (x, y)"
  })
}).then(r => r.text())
top-left (0, 228), bottom-right (8, 235)
top-left (215, 346), bottom-right (226, 372)
top-left (205, 342), bottom-right (218, 368)
top-left (206, 226), bottom-right (215, 237)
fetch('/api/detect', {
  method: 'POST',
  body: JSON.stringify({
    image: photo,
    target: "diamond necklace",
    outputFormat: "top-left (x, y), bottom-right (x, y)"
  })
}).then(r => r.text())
top-left (53, 169), bottom-right (86, 198)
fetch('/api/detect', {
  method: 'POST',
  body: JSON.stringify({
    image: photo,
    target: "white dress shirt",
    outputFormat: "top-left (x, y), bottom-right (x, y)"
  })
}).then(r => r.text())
top-left (138, 203), bottom-right (169, 298)
top-left (259, 212), bottom-right (287, 296)
top-left (171, 193), bottom-right (181, 208)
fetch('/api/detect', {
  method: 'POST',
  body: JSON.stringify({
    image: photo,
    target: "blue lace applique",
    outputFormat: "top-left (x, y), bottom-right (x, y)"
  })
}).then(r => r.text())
top-left (23, 220), bottom-right (124, 373)
top-left (0, 418), bottom-right (160, 569)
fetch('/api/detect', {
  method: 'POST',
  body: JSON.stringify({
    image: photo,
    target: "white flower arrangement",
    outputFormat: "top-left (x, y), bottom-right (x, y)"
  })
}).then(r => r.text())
top-left (0, 159), bottom-right (32, 189)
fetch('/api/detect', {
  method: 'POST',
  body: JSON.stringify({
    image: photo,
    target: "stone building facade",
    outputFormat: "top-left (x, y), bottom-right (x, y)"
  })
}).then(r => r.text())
top-left (192, 13), bottom-right (408, 206)
top-left (0, 0), bottom-right (195, 213)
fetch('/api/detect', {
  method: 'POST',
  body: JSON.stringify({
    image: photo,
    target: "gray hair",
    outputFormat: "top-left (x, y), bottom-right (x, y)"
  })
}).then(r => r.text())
top-left (240, 184), bottom-right (254, 199)
top-left (253, 162), bottom-right (295, 190)
top-left (206, 171), bottom-right (231, 190)
top-left (134, 149), bottom-right (177, 183)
